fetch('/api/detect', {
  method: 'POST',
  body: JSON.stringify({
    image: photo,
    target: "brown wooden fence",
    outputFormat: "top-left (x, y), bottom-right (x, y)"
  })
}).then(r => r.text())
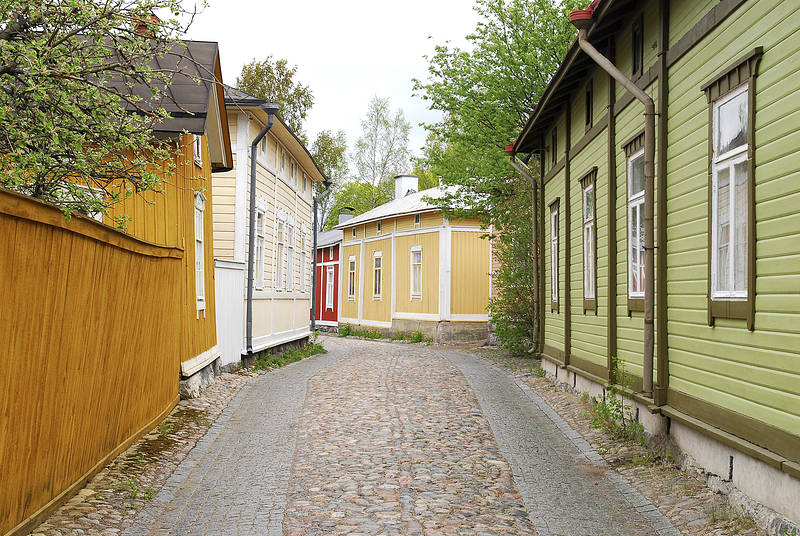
top-left (0, 189), bottom-right (183, 536)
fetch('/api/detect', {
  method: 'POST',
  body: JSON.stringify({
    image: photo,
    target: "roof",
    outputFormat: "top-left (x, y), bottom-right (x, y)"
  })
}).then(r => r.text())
top-left (513, 0), bottom-right (636, 154)
top-left (332, 186), bottom-right (456, 229)
top-left (109, 39), bottom-right (233, 171)
top-left (224, 87), bottom-right (327, 183)
top-left (316, 229), bottom-right (343, 248)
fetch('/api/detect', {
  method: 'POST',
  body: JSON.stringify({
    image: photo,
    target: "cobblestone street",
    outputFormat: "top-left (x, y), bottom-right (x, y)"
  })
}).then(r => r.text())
top-left (115, 336), bottom-right (686, 536)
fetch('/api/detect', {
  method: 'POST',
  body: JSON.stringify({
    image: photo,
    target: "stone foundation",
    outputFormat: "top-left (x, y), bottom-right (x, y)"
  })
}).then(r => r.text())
top-left (179, 357), bottom-right (221, 399)
top-left (539, 357), bottom-right (800, 534)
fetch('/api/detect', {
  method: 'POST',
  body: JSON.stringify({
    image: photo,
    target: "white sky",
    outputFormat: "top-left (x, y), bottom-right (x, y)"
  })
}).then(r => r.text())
top-left (182, 1), bottom-right (479, 162)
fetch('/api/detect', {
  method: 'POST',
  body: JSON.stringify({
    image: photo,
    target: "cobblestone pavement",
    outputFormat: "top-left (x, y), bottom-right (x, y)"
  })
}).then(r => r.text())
top-left (282, 338), bottom-right (535, 536)
top-left (473, 347), bottom-right (767, 536)
top-left (122, 348), bottom-right (347, 536)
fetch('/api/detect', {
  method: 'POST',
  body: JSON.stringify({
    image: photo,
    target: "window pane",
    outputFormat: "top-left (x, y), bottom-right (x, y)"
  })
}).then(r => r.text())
top-left (630, 154), bottom-right (644, 196)
top-left (584, 186), bottom-right (594, 221)
top-left (718, 90), bottom-right (748, 155)
top-left (734, 161), bottom-right (748, 292)
top-left (717, 167), bottom-right (730, 291)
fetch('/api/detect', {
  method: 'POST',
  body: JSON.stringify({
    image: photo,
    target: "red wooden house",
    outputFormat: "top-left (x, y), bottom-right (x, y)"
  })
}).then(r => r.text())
top-left (314, 229), bottom-right (342, 327)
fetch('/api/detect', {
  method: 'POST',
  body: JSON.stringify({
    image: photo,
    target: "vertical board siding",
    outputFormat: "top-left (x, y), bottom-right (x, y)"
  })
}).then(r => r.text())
top-left (363, 238), bottom-right (392, 323)
top-left (665, 0), bottom-right (800, 437)
top-left (0, 192), bottom-right (180, 536)
top-left (450, 231), bottom-right (490, 316)
top-left (341, 243), bottom-right (360, 320)
top-left (394, 232), bottom-right (439, 315)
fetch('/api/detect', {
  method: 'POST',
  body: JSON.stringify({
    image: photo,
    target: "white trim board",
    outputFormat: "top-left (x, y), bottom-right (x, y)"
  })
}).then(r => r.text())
top-left (451, 314), bottom-right (489, 322)
top-left (250, 327), bottom-right (310, 354)
top-left (181, 345), bottom-right (221, 377)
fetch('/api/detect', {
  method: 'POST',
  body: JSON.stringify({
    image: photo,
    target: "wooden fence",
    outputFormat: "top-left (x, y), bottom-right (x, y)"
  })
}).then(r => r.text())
top-left (0, 189), bottom-right (183, 536)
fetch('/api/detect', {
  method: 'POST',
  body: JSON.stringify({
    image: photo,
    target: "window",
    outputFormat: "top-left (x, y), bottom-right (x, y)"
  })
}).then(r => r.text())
top-left (376, 221), bottom-right (382, 234)
top-left (632, 16), bottom-right (643, 77)
top-left (260, 136), bottom-right (267, 156)
top-left (585, 80), bottom-right (593, 130)
top-left (329, 246), bottom-right (333, 259)
top-left (291, 161), bottom-right (295, 180)
top-left (287, 223), bottom-right (295, 291)
top-left (702, 49), bottom-right (761, 330)
top-left (348, 256), bottom-right (356, 300)
top-left (303, 175), bottom-right (307, 193)
top-left (551, 128), bottom-right (557, 167)
top-left (581, 169), bottom-right (597, 310)
top-left (549, 200), bottom-right (559, 312)
top-left (373, 252), bottom-right (382, 299)
top-left (255, 207), bottom-right (265, 290)
top-left (352, 227), bottom-right (357, 238)
top-left (193, 134), bottom-right (202, 168)
top-left (281, 150), bottom-right (285, 172)
top-left (411, 247), bottom-right (422, 299)
top-left (326, 266), bottom-right (335, 309)
top-left (276, 219), bottom-right (285, 291)
top-left (628, 147), bottom-right (645, 300)
top-left (414, 214), bottom-right (421, 227)
top-left (194, 192), bottom-right (206, 310)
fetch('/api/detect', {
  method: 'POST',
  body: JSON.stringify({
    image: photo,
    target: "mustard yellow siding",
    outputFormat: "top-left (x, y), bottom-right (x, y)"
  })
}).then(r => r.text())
top-left (451, 232), bottom-right (490, 316)
top-left (395, 232), bottom-right (439, 315)
top-left (363, 238), bottom-right (392, 323)
top-left (341, 243), bottom-right (360, 319)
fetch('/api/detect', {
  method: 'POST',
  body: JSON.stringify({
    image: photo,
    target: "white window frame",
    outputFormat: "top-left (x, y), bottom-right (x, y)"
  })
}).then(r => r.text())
top-left (348, 255), bottom-right (357, 300)
top-left (376, 221), bottom-right (382, 235)
top-left (287, 222), bottom-right (295, 291)
top-left (410, 246), bottom-right (422, 300)
top-left (193, 134), bottom-right (203, 168)
top-left (711, 83), bottom-right (749, 300)
top-left (276, 217), bottom-right (285, 291)
top-left (582, 181), bottom-right (596, 300)
top-left (255, 205), bottom-right (266, 290)
top-left (352, 227), bottom-right (357, 238)
top-left (326, 265), bottom-right (335, 310)
top-left (300, 227), bottom-right (307, 292)
top-left (414, 214), bottom-right (421, 228)
top-left (194, 192), bottom-right (206, 310)
top-left (373, 251), bottom-right (382, 300)
top-left (627, 148), bottom-right (645, 299)
top-left (550, 204), bottom-right (559, 305)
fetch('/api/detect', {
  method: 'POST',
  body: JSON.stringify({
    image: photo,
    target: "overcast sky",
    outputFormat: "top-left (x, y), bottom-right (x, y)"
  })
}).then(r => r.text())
top-left (182, 1), bottom-right (479, 164)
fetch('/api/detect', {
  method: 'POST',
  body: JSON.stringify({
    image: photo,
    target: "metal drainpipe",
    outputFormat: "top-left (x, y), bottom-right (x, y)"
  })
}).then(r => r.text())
top-left (310, 180), bottom-right (332, 332)
top-left (572, 20), bottom-right (655, 396)
top-left (246, 103), bottom-right (280, 355)
top-left (508, 152), bottom-right (542, 354)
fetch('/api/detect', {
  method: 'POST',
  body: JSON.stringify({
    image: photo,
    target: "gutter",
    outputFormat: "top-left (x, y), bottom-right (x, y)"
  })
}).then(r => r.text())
top-left (310, 180), bottom-right (333, 332)
top-left (246, 102), bottom-right (280, 355)
top-left (507, 147), bottom-right (542, 354)
top-left (570, 6), bottom-right (655, 396)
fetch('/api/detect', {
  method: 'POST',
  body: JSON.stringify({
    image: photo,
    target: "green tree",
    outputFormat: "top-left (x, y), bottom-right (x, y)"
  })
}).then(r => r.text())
top-left (236, 56), bottom-right (314, 143)
top-left (0, 0), bottom-right (198, 225)
top-left (323, 180), bottom-right (389, 230)
top-left (352, 96), bottom-right (411, 209)
top-left (311, 129), bottom-right (348, 231)
top-left (414, 0), bottom-right (582, 353)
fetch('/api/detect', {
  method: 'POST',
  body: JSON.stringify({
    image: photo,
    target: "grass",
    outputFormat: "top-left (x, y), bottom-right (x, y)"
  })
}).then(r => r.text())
top-left (250, 342), bottom-right (327, 372)
top-left (338, 325), bottom-right (383, 339)
top-left (390, 330), bottom-right (433, 344)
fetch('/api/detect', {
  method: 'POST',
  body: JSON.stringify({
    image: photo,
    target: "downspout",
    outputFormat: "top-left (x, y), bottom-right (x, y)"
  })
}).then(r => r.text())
top-left (246, 102), bottom-right (280, 355)
top-left (570, 9), bottom-right (655, 396)
top-left (310, 180), bottom-right (332, 332)
top-left (507, 148), bottom-right (541, 353)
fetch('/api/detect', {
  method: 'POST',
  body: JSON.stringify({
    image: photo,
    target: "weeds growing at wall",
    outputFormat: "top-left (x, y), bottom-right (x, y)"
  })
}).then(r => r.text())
top-left (590, 358), bottom-right (646, 445)
top-left (250, 342), bottom-right (327, 372)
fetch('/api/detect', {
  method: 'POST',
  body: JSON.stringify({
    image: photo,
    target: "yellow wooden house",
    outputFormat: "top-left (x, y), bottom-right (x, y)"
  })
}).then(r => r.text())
top-left (334, 175), bottom-right (492, 342)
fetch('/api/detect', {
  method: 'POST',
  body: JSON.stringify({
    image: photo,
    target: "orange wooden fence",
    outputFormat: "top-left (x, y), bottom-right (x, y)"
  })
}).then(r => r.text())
top-left (0, 189), bottom-right (182, 536)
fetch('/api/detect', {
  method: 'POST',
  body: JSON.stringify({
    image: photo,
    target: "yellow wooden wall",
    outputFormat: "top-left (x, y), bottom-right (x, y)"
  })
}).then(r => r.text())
top-left (451, 231), bottom-right (490, 316)
top-left (341, 243), bottom-right (360, 319)
top-left (395, 232), bottom-right (439, 315)
top-left (0, 190), bottom-right (181, 536)
top-left (363, 238), bottom-right (392, 323)
top-left (106, 133), bottom-right (217, 365)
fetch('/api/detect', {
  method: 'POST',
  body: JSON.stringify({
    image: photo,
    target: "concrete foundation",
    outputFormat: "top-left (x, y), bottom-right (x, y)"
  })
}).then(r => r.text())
top-left (179, 357), bottom-right (221, 399)
top-left (539, 358), bottom-right (800, 534)
top-left (390, 319), bottom-right (489, 343)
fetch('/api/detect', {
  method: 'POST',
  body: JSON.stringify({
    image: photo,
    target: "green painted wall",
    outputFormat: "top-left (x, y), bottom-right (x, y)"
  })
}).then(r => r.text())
top-left (544, 169), bottom-right (566, 353)
top-left (666, 0), bottom-right (800, 437)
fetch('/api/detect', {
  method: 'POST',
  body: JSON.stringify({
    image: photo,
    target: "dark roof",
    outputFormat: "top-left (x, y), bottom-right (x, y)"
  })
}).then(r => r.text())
top-left (109, 40), bottom-right (222, 135)
top-left (513, 0), bottom-right (635, 154)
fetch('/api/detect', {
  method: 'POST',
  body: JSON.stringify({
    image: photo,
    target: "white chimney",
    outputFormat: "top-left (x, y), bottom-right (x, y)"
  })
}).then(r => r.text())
top-left (338, 212), bottom-right (354, 225)
top-left (394, 174), bottom-right (419, 199)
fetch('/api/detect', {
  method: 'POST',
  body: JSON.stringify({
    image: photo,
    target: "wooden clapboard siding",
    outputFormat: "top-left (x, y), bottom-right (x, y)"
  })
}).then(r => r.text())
top-left (544, 168), bottom-right (566, 357)
top-left (0, 190), bottom-right (181, 536)
top-left (666, 0), bottom-right (800, 441)
top-left (362, 237), bottom-right (392, 323)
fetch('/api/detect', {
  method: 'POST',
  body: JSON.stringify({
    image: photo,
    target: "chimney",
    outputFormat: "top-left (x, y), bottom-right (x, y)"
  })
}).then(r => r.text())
top-left (338, 211), bottom-right (354, 225)
top-left (394, 174), bottom-right (419, 199)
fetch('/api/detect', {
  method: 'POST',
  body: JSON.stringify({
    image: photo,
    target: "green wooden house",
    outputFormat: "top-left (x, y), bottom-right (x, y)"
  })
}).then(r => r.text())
top-left (509, 0), bottom-right (799, 525)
